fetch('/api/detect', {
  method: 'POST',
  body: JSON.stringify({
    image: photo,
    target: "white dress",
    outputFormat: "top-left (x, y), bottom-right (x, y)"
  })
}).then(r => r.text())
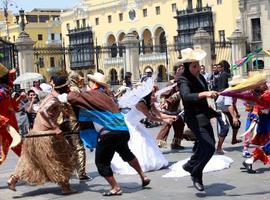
top-left (111, 107), bottom-right (169, 174)
top-left (162, 155), bottom-right (233, 178)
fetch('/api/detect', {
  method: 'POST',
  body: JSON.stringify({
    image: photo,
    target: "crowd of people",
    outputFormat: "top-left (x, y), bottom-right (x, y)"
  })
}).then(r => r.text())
top-left (1, 47), bottom-right (270, 196)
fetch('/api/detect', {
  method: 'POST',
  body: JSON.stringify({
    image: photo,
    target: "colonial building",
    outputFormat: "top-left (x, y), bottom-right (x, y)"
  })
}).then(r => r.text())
top-left (61, 0), bottom-right (240, 83)
top-left (238, 0), bottom-right (270, 72)
top-left (0, 9), bottom-right (63, 80)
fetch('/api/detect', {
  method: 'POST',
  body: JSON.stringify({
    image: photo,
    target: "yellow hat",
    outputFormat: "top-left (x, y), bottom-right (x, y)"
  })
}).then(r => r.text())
top-left (0, 63), bottom-right (9, 78)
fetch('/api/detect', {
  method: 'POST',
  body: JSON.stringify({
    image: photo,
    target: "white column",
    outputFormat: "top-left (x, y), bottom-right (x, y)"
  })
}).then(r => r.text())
top-left (120, 33), bottom-right (140, 83)
top-left (192, 28), bottom-right (212, 73)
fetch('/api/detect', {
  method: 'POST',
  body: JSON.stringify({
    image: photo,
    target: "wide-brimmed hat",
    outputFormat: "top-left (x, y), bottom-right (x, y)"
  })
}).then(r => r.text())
top-left (87, 72), bottom-right (109, 88)
top-left (145, 68), bottom-right (153, 73)
top-left (229, 75), bottom-right (245, 86)
top-left (179, 48), bottom-right (207, 63)
top-left (0, 63), bottom-right (16, 78)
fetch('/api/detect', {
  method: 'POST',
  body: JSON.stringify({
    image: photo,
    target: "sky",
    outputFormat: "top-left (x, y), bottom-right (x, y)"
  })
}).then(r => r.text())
top-left (5, 0), bottom-right (81, 13)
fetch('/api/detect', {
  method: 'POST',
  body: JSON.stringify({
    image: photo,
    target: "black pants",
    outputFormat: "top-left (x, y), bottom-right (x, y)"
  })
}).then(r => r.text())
top-left (185, 120), bottom-right (215, 180)
top-left (95, 131), bottom-right (135, 177)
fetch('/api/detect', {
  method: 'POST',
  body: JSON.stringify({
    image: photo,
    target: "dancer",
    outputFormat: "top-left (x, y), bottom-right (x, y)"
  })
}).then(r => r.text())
top-left (58, 72), bottom-right (150, 196)
top-left (111, 78), bottom-right (173, 174)
top-left (178, 48), bottom-right (219, 191)
top-left (156, 67), bottom-right (185, 149)
top-left (220, 73), bottom-right (270, 173)
top-left (65, 72), bottom-right (92, 180)
top-left (0, 63), bottom-right (22, 165)
top-left (8, 76), bottom-right (76, 194)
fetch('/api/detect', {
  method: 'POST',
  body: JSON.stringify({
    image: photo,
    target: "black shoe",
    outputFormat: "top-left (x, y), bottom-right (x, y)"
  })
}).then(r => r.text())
top-left (242, 161), bottom-right (256, 174)
top-left (182, 163), bottom-right (192, 173)
top-left (171, 143), bottom-right (185, 150)
top-left (191, 176), bottom-right (204, 191)
top-left (79, 174), bottom-right (93, 181)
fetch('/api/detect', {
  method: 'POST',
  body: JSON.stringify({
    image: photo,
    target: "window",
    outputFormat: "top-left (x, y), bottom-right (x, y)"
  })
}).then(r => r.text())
top-left (156, 6), bottom-right (160, 15)
top-left (219, 30), bottom-right (225, 43)
top-left (172, 3), bottom-right (177, 12)
top-left (143, 8), bottom-right (147, 17)
top-left (119, 13), bottom-right (123, 21)
top-left (26, 15), bottom-right (38, 23)
top-left (50, 57), bottom-right (55, 67)
top-left (13, 35), bottom-right (15, 42)
top-left (108, 15), bottom-right (112, 23)
top-left (251, 18), bottom-right (262, 41)
top-left (95, 17), bottom-right (99, 25)
top-left (38, 34), bottom-right (43, 41)
top-left (66, 23), bottom-right (70, 30)
top-left (39, 57), bottom-right (44, 68)
top-left (217, 0), bottom-right (223, 5)
top-left (51, 33), bottom-right (55, 41)
top-left (60, 33), bottom-right (62, 40)
top-left (39, 15), bottom-right (49, 22)
top-left (82, 18), bottom-right (86, 27)
top-left (76, 20), bottom-right (80, 28)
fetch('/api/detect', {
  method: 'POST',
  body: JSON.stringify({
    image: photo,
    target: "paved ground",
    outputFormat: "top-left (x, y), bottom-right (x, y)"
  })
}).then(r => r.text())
top-left (0, 103), bottom-right (270, 200)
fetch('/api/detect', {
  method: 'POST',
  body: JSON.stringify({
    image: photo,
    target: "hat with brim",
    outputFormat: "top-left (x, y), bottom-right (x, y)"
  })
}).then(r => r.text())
top-left (145, 68), bottom-right (153, 73)
top-left (0, 63), bottom-right (16, 78)
top-left (87, 72), bottom-right (109, 88)
top-left (229, 75), bottom-right (245, 86)
top-left (179, 48), bottom-right (207, 63)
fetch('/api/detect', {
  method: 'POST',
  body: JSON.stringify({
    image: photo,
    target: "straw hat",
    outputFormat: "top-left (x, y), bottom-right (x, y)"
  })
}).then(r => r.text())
top-left (229, 75), bottom-right (245, 86)
top-left (0, 63), bottom-right (16, 78)
top-left (87, 72), bottom-right (109, 88)
top-left (179, 48), bottom-right (207, 63)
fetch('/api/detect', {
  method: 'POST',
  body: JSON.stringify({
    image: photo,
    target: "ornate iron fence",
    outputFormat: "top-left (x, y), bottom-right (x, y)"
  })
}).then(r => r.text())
top-left (0, 38), bottom-right (19, 74)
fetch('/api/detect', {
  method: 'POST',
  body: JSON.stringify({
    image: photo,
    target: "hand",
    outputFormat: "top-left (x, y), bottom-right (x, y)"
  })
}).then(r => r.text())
top-left (54, 127), bottom-right (62, 135)
top-left (232, 117), bottom-right (239, 126)
top-left (19, 92), bottom-right (27, 99)
top-left (163, 118), bottom-right (173, 124)
top-left (160, 102), bottom-right (168, 109)
top-left (204, 91), bottom-right (219, 99)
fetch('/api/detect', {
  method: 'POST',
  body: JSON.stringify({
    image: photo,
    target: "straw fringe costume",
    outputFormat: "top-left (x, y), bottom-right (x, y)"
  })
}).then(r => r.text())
top-left (14, 94), bottom-right (75, 185)
top-left (63, 78), bottom-right (88, 179)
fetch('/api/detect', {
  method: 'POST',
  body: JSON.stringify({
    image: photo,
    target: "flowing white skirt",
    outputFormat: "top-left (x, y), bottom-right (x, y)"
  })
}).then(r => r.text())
top-left (163, 155), bottom-right (233, 178)
top-left (111, 121), bottom-right (168, 175)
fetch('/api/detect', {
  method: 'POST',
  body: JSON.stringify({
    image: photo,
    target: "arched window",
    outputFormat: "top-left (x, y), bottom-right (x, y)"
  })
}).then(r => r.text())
top-left (157, 65), bottom-right (167, 82)
top-left (110, 68), bottom-right (118, 85)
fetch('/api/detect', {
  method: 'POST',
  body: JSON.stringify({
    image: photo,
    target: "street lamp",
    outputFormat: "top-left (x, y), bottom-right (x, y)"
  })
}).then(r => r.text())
top-left (1, 0), bottom-right (18, 40)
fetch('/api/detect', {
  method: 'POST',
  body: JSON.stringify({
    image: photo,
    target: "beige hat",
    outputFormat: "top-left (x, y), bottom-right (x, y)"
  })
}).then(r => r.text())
top-left (145, 68), bottom-right (153, 73)
top-left (87, 72), bottom-right (109, 88)
top-left (229, 75), bottom-right (245, 86)
top-left (179, 48), bottom-right (207, 63)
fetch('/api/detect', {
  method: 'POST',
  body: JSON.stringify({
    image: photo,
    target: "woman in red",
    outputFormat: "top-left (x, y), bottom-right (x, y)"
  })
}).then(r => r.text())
top-left (0, 63), bottom-right (22, 165)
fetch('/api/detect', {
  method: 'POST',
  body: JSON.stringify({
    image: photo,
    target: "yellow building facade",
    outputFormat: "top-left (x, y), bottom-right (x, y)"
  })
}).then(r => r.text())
top-left (61, 0), bottom-right (240, 82)
top-left (0, 9), bottom-right (63, 80)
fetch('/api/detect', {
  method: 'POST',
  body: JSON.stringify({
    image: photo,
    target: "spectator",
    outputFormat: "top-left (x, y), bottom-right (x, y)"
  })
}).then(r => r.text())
top-left (31, 80), bottom-right (43, 94)
top-left (200, 65), bottom-right (211, 84)
top-left (25, 90), bottom-right (40, 129)
top-left (216, 62), bottom-right (230, 92)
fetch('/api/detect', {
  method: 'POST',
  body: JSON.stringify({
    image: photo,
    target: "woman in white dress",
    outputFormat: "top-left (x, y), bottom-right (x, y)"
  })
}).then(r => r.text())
top-left (111, 83), bottom-right (175, 174)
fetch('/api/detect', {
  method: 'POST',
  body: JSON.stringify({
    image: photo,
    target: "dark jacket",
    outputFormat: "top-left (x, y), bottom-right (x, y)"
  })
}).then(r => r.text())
top-left (178, 71), bottom-right (215, 120)
top-left (216, 71), bottom-right (230, 92)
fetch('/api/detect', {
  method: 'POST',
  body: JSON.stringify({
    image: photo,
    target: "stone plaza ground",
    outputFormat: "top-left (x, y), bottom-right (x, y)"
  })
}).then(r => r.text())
top-left (0, 103), bottom-right (270, 200)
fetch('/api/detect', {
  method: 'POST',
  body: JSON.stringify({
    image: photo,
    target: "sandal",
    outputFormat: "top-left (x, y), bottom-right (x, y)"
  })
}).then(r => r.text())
top-left (102, 189), bottom-right (122, 196)
top-left (7, 175), bottom-right (18, 191)
top-left (142, 177), bottom-right (151, 187)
